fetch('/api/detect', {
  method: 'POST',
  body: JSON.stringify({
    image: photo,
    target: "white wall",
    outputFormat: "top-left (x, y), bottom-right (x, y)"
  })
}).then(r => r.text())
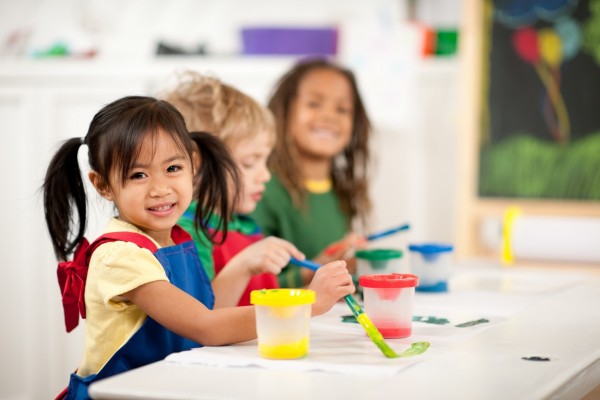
top-left (0, 1), bottom-right (462, 398)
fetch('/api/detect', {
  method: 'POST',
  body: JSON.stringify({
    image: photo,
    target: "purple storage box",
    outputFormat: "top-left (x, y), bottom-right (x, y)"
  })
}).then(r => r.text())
top-left (241, 27), bottom-right (338, 56)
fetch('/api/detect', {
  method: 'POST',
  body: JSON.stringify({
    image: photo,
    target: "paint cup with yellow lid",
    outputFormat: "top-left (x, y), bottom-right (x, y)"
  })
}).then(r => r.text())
top-left (250, 288), bottom-right (315, 359)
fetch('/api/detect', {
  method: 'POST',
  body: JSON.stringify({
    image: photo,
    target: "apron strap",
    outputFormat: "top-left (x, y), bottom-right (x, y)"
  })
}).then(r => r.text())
top-left (57, 232), bottom-right (158, 332)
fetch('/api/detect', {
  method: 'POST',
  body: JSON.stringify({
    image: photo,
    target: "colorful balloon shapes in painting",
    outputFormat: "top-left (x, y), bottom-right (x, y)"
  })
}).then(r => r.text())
top-left (511, 21), bottom-right (580, 144)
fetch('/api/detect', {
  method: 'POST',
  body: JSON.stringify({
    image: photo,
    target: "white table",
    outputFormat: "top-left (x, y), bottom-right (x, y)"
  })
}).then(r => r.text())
top-left (89, 263), bottom-right (600, 399)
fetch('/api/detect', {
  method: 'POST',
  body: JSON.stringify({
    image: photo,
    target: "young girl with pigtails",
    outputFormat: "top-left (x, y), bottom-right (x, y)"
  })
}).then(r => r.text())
top-left (43, 95), bottom-right (353, 400)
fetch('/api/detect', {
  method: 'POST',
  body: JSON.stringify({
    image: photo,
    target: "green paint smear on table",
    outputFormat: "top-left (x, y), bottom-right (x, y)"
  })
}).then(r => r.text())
top-left (522, 356), bottom-right (551, 362)
top-left (455, 318), bottom-right (489, 327)
top-left (413, 315), bottom-right (450, 325)
top-left (342, 315), bottom-right (451, 325)
top-left (341, 314), bottom-right (358, 323)
top-left (396, 342), bottom-right (430, 357)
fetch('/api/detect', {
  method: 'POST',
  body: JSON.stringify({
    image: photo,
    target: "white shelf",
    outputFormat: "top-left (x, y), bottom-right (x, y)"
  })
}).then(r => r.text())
top-left (0, 56), bottom-right (296, 87)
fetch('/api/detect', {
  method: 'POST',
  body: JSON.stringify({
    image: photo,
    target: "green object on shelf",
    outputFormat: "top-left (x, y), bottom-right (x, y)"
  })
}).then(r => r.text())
top-left (33, 42), bottom-right (69, 58)
top-left (435, 29), bottom-right (459, 56)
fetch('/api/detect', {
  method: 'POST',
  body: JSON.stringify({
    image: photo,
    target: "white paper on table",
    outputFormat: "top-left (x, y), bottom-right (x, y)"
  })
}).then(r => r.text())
top-left (166, 327), bottom-right (429, 376)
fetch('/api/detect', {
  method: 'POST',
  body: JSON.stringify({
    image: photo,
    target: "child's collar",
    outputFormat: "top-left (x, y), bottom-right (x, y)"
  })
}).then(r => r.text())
top-left (304, 178), bottom-right (332, 194)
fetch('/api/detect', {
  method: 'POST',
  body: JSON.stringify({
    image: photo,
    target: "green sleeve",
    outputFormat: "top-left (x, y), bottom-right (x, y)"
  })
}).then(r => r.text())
top-left (178, 204), bottom-right (215, 280)
top-left (251, 176), bottom-right (304, 288)
top-left (251, 174), bottom-right (350, 288)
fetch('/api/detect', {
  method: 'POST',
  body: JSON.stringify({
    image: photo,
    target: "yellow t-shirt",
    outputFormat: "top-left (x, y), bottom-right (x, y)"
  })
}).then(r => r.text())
top-left (77, 218), bottom-right (168, 377)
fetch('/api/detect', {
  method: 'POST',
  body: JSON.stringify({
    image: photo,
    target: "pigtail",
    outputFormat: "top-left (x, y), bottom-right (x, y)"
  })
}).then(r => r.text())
top-left (189, 131), bottom-right (240, 244)
top-left (43, 137), bottom-right (87, 261)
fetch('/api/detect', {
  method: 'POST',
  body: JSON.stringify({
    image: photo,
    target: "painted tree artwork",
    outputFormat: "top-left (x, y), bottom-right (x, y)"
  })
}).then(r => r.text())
top-left (479, 0), bottom-right (600, 200)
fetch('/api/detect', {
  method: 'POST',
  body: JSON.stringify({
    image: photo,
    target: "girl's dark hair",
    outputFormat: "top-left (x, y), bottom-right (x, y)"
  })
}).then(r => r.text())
top-left (43, 95), bottom-right (239, 261)
top-left (267, 58), bottom-right (372, 229)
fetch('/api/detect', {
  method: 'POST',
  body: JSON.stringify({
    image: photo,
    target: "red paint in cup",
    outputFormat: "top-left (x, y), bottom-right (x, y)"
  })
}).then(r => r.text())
top-left (359, 274), bottom-right (419, 338)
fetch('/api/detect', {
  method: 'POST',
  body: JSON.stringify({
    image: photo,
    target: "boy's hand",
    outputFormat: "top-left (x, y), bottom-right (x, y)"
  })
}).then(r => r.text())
top-left (307, 260), bottom-right (355, 316)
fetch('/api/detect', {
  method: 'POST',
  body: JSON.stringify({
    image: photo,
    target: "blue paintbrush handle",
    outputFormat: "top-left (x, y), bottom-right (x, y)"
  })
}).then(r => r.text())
top-left (289, 257), bottom-right (321, 271)
top-left (366, 223), bottom-right (410, 241)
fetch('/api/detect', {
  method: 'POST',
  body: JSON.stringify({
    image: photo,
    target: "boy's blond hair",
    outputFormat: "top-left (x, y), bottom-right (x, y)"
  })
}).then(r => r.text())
top-left (161, 71), bottom-right (276, 148)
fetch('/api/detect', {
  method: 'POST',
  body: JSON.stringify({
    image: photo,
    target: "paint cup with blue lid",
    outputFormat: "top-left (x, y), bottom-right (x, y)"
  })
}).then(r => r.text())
top-left (408, 243), bottom-right (453, 292)
top-left (250, 289), bottom-right (315, 359)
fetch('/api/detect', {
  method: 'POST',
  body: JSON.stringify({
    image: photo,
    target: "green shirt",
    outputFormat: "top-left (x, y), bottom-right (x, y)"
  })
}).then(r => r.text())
top-left (251, 175), bottom-right (350, 287)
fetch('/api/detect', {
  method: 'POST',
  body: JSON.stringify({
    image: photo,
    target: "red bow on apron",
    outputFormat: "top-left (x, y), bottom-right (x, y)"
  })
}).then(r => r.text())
top-left (57, 239), bottom-right (90, 332)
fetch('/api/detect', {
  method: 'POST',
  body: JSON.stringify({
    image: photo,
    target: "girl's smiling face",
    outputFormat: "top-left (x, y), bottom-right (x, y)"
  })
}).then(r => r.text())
top-left (93, 130), bottom-right (194, 246)
top-left (229, 130), bottom-right (272, 214)
top-left (289, 68), bottom-right (355, 160)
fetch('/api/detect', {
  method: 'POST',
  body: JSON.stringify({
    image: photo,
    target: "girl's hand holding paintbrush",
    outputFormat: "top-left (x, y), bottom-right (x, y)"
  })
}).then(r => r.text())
top-left (312, 233), bottom-right (367, 275)
top-left (320, 223), bottom-right (412, 262)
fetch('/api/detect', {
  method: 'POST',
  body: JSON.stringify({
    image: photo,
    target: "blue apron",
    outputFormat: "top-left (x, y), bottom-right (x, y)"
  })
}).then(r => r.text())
top-left (65, 236), bottom-right (214, 400)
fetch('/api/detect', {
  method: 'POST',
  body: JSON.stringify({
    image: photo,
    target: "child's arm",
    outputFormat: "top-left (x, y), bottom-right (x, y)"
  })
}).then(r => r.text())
top-left (125, 262), bottom-right (349, 346)
top-left (307, 260), bottom-right (355, 316)
top-left (211, 237), bottom-right (305, 308)
top-left (124, 281), bottom-right (257, 346)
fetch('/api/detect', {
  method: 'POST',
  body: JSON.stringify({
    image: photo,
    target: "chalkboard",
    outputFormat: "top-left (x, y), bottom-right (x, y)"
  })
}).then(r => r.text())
top-left (478, 0), bottom-right (600, 200)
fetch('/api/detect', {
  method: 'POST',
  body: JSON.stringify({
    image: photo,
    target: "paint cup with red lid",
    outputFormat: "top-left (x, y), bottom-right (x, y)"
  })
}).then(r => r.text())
top-left (358, 273), bottom-right (419, 338)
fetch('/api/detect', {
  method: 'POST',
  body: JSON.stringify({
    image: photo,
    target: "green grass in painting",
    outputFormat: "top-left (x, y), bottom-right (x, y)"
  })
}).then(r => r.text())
top-left (479, 132), bottom-right (600, 199)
